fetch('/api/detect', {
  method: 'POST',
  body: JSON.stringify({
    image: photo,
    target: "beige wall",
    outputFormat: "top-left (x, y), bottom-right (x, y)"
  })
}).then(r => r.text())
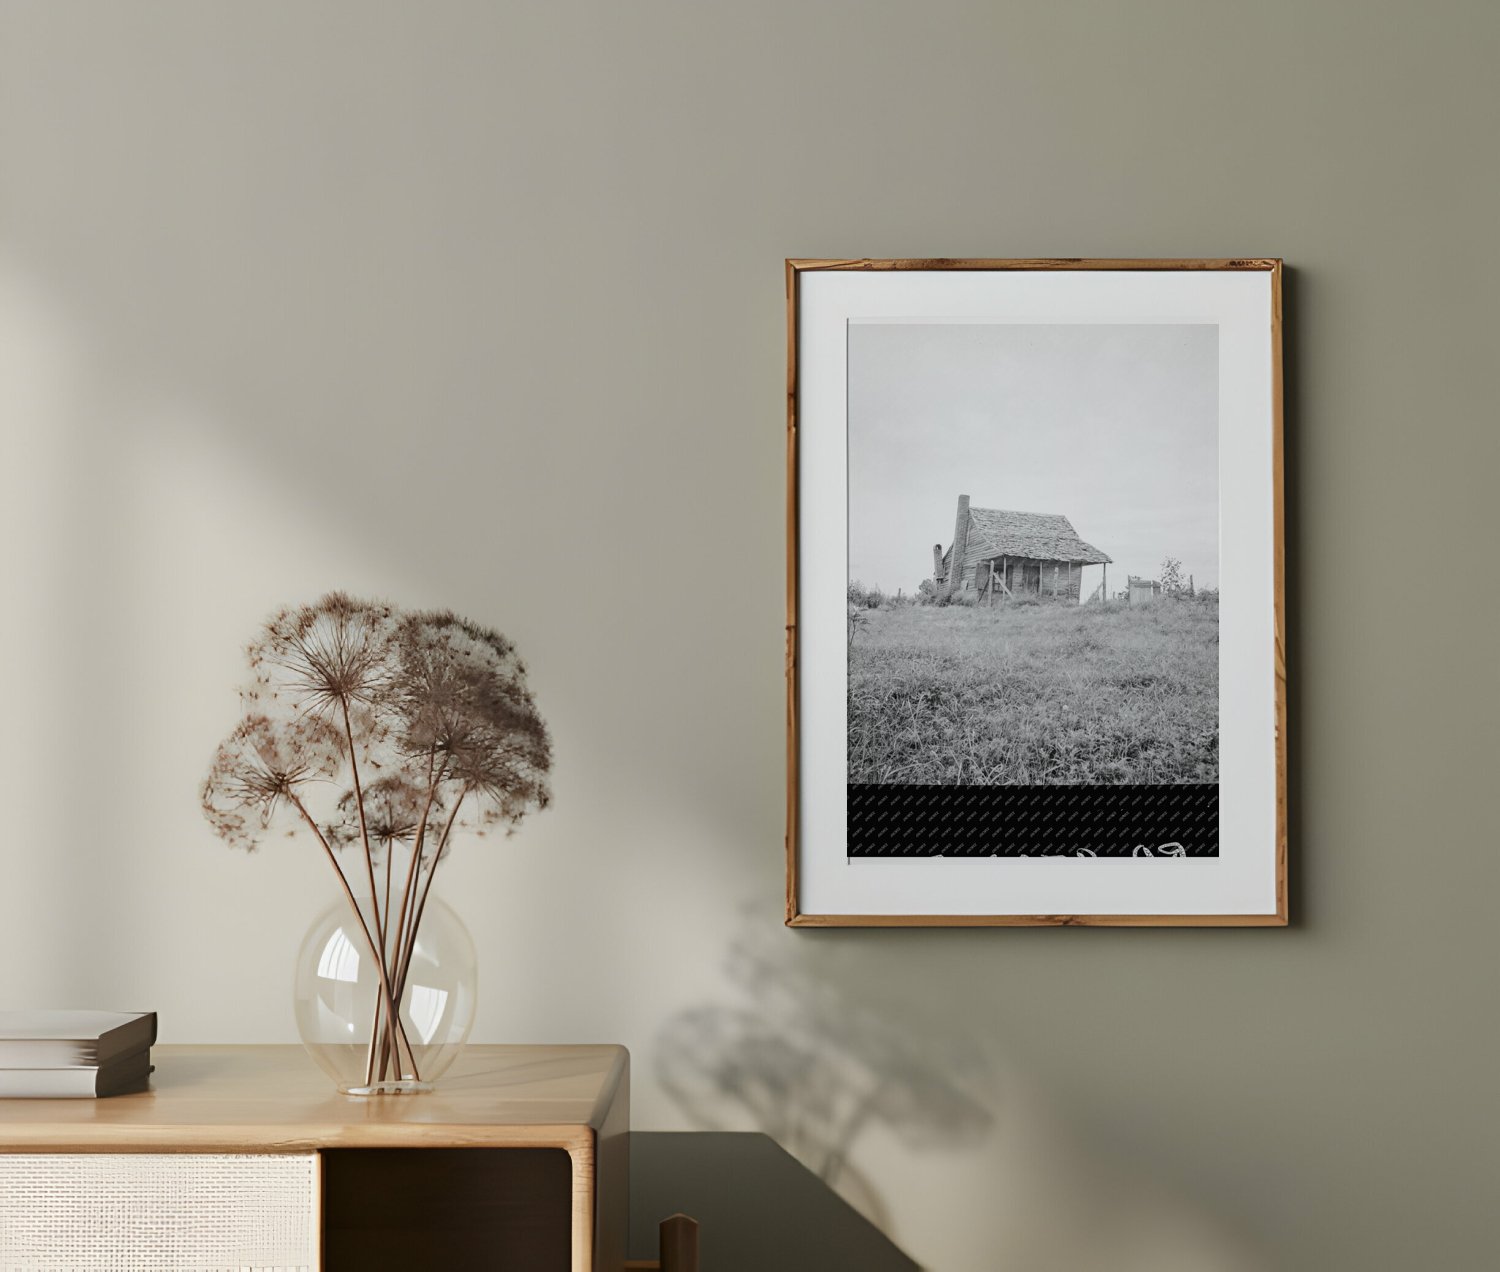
top-left (1, 3), bottom-right (1496, 1269)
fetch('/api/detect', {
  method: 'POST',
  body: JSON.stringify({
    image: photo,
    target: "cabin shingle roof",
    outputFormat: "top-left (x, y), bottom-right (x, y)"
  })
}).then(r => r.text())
top-left (950, 507), bottom-right (1111, 566)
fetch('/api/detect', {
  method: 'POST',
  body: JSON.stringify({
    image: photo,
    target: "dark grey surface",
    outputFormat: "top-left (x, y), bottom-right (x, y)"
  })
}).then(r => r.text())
top-left (630, 1133), bottom-right (918, 1271)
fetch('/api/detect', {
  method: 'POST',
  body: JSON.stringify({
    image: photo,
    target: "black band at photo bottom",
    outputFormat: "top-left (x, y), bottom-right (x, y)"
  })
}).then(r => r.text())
top-left (846, 783), bottom-right (1219, 857)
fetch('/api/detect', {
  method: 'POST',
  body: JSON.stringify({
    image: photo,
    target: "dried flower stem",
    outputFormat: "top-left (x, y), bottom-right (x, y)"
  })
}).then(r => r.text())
top-left (334, 698), bottom-right (408, 1086)
top-left (338, 699), bottom-right (392, 1089)
top-left (381, 853), bottom-right (393, 959)
top-left (387, 750), bottom-right (440, 989)
top-left (340, 699), bottom-right (384, 948)
top-left (372, 748), bottom-right (443, 1084)
top-left (287, 791), bottom-right (413, 1080)
top-left (395, 784), bottom-right (470, 1001)
top-left (365, 846), bottom-right (397, 1084)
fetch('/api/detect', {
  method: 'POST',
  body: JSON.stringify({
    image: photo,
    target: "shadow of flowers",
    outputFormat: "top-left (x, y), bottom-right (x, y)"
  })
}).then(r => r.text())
top-left (655, 912), bottom-right (996, 1228)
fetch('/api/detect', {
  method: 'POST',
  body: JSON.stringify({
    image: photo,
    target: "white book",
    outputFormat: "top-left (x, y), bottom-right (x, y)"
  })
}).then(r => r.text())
top-left (0, 1010), bottom-right (157, 1069)
top-left (0, 1048), bottom-right (153, 1098)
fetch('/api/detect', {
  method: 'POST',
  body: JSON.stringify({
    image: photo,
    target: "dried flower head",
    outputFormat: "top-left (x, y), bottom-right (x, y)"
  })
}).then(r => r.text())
top-left (245, 592), bottom-right (397, 721)
top-left (328, 774), bottom-right (445, 861)
top-left (391, 611), bottom-right (552, 839)
top-left (201, 713), bottom-right (345, 851)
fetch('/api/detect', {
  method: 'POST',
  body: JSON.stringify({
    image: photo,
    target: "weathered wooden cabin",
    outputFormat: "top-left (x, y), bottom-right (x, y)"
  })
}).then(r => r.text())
top-left (934, 494), bottom-right (1111, 602)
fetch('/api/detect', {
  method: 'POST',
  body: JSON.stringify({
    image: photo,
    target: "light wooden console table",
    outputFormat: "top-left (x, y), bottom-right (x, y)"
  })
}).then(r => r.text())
top-left (0, 1043), bottom-right (630, 1271)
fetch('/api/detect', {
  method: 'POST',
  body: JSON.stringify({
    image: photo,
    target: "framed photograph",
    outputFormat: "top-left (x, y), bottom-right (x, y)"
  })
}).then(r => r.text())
top-left (786, 259), bottom-right (1286, 927)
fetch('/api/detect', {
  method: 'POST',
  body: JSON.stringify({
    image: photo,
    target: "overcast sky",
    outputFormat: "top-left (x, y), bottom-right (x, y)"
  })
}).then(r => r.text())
top-left (848, 322), bottom-right (1218, 598)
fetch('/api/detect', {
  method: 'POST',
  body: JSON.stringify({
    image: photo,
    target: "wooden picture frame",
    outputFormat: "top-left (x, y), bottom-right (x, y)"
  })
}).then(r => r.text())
top-left (786, 259), bottom-right (1286, 927)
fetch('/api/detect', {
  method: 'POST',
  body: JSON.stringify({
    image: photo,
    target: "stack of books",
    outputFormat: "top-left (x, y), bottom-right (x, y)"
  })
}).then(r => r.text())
top-left (0, 1010), bottom-right (157, 1098)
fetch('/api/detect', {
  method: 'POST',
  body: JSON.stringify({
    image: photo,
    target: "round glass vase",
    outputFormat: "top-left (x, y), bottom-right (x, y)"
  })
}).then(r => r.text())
top-left (293, 893), bottom-right (477, 1095)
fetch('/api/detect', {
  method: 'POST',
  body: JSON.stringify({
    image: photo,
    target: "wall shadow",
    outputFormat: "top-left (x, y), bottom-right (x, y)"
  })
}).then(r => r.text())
top-left (653, 908), bottom-right (1274, 1270)
top-left (654, 909), bottom-right (996, 1232)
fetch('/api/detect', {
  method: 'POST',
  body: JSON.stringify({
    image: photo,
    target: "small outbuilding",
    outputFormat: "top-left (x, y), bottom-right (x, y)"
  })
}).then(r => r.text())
top-left (934, 494), bottom-right (1112, 602)
top-left (1127, 576), bottom-right (1162, 605)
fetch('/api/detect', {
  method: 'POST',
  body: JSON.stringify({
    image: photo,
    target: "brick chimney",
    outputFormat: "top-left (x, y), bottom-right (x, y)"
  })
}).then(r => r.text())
top-left (944, 494), bottom-right (970, 596)
top-left (932, 544), bottom-right (945, 581)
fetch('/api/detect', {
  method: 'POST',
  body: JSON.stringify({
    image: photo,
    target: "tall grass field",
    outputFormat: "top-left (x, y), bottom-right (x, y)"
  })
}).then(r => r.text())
top-left (848, 598), bottom-right (1219, 784)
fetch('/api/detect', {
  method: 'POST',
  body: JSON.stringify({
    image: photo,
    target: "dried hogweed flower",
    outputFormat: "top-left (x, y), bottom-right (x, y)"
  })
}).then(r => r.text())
top-left (245, 592), bottom-right (397, 721)
top-left (391, 610), bottom-right (552, 843)
top-left (328, 774), bottom-right (445, 861)
top-left (201, 714), bottom-right (346, 851)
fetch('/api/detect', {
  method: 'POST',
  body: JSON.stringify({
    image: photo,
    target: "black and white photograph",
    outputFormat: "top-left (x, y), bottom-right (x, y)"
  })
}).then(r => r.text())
top-left (845, 321), bottom-right (1220, 858)
top-left (787, 259), bottom-right (1285, 924)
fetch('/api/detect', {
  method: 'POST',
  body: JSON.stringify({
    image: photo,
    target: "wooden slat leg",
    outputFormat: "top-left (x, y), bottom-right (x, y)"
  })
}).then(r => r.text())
top-left (660, 1213), bottom-right (700, 1272)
